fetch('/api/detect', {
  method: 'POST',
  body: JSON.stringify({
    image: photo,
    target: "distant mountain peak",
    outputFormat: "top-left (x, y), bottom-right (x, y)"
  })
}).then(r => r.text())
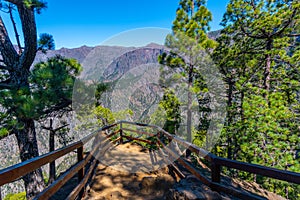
top-left (145, 43), bottom-right (164, 48)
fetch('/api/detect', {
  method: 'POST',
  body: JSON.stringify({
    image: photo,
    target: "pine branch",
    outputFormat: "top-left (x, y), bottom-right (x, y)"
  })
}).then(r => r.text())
top-left (273, 8), bottom-right (298, 37)
top-left (41, 99), bottom-right (72, 117)
top-left (17, 3), bottom-right (38, 70)
top-left (285, 33), bottom-right (300, 37)
top-left (240, 26), bottom-right (266, 39)
top-left (41, 124), bottom-right (68, 132)
top-left (0, 64), bottom-right (11, 70)
top-left (0, 81), bottom-right (13, 89)
top-left (54, 124), bottom-right (68, 132)
top-left (4, 0), bottom-right (22, 6)
top-left (8, 3), bottom-right (22, 54)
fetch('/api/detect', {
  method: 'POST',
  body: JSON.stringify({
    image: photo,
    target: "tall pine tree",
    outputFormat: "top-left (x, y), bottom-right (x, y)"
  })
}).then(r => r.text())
top-left (159, 0), bottom-right (216, 148)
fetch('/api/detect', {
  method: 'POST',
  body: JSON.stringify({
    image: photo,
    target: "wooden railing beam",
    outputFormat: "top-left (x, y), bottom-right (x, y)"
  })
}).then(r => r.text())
top-left (211, 160), bottom-right (221, 183)
top-left (77, 146), bottom-right (85, 198)
top-left (215, 157), bottom-right (300, 184)
top-left (120, 122), bottom-right (123, 144)
top-left (0, 141), bottom-right (82, 186)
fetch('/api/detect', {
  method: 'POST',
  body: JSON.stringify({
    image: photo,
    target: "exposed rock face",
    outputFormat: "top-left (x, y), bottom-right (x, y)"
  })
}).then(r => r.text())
top-left (207, 29), bottom-right (222, 41)
top-left (103, 48), bottom-right (165, 81)
top-left (166, 176), bottom-right (222, 200)
top-left (33, 44), bottom-right (166, 82)
top-left (34, 45), bottom-right (94, 65)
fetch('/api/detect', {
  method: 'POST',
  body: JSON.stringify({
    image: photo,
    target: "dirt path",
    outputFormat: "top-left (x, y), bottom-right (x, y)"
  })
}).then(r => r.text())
top-left (83, 142), bottom-right (285, 200)
top-left (84, 143), bottom-right (176, 200)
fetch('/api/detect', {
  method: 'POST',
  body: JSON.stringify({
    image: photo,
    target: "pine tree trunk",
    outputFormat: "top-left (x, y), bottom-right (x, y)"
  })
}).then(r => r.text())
top-left (187, 89), bottom-right (192, 144)
top-left (227, 78), bottom-right (233, 160)
top-left (264, 40), bottom-right (272, 95)
top-left (186, 65), bottom-right (193, 158)
top-left (15, 119), bottom-right (45, 199)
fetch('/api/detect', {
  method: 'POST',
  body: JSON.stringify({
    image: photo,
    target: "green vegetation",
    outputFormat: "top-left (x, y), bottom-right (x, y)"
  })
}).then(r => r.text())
top-left (4, 192), bottom-right (26, 200)
top-left (159, 0), bottom-right (217, 147)
top-left (212, 0), bottom-right (300, 198)
top-left (157, 0), bottom-right (300, 199)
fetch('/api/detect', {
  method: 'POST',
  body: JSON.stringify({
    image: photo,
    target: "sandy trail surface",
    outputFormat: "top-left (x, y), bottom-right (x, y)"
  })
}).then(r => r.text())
top-left (84, 143), bottom-right (176, 200)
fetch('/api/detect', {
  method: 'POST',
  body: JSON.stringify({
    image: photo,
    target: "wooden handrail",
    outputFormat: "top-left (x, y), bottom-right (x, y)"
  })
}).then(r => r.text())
top-left (0, 141), bottom-right (82, 186)
top-left (214, 157), bottom-right (300, 184)
top-left (0, 121), bottom-right (299, 200)
top-left (119, 121), bottom-right (300, 198)
top-left (0, 123), bottom-right (118, 200)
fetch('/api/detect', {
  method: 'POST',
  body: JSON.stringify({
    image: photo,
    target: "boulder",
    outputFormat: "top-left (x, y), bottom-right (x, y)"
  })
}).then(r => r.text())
top-left (166, 176), bottom-right (222, 200)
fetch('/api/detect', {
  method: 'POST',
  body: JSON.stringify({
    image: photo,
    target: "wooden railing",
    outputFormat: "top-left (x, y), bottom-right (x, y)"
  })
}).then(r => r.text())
top-left (118, 121), bottom-right (300, 200)
top-left (0, 121), bottom-right (299, 200)
top-left (0, 123), bottom-right (119, 200)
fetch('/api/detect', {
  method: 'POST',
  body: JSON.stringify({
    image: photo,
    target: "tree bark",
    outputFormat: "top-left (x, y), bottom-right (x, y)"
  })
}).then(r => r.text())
top-left (227, 78), bottom-right (233, 160)
top-left (264, 40), bottom-right (272, 96)
top-left (8, 4), bottom-right (22, 54)
top-left (15, 119), bottom-right (45, 199)
top-left (0, 2), bottom-right (45, 199)
top-left (186, 65), bottom-right (193, 158)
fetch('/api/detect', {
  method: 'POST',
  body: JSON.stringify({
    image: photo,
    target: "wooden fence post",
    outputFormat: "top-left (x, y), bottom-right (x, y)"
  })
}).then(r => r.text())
top-left (120, 122), bottom-right (123, 144)
top-left (49, 119), bottom-right (55, 184)
top-left (77, 146), bottom-right (85, 197)
top-left (211, 159), bottom-right (221, 183)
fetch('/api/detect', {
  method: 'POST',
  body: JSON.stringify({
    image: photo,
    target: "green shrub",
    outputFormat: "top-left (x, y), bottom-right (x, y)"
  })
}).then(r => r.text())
top-left (4, 192), bottom-right (26, 200)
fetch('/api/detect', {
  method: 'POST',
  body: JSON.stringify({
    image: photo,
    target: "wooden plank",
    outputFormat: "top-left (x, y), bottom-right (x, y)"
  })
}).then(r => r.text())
top-left (160, 133), bottom-right (213, 161)
top-left (176, 157), bottom-right (211, 186)
top-left (81, 123), bottom-right (118, 144)
top-left (156, 140), bottom-right (267, 200)
top-left (120, 121), bottom-right (212, 159)
top-left (215, 157), bottom-right (300, 184)
top-left (34, 158), bottom-right (86, 199)
top-left (66, 156), bottom-right (98, 200)
top-left (120, 123), bottom-right (123, 144)
top-left (123, 135), bottom-right (154, 145)
top-left (119, 121), bottom-right (150, 127)
top-left (168, 161), bottom-right (186, 179)
top-left (0, 141), bottom-right (82, 186)
top-left (112, 136), bottom-right (121, 144)
top-left (122, 128), bottom-right (156, 137)
top-left (106, 129), bottom-right (120, 139)
top-left (34, 138), bottom-right (105, 199)
top-left (77, 147), bottom-right (85, 198)
top-left (157, 139), bottom-right (211, 185)
top-left (149, 144), bottom-right (185, 179)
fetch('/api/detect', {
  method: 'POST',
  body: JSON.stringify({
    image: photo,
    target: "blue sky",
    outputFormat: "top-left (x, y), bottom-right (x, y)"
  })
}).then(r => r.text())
top-left (16, 0), bottom-right (229, 49)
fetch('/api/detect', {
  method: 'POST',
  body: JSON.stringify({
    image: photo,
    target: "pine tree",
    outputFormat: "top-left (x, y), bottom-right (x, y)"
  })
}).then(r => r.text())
top-left (159, 0), bottom-right (216, 148)
top-left (159, 89), bottom-right (182, 135)
top-left (0, 1), bottom-right (82, 198)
